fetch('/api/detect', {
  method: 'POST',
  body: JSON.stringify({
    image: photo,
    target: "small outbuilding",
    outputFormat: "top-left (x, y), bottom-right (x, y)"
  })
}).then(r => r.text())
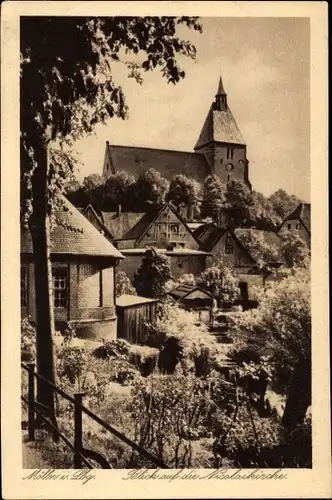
top-left (168, 285), bottom-right (214, 325)
top-left (116, 294), bottom-right (159, 344)
top-left (21, 197), bottom-right (124, 340)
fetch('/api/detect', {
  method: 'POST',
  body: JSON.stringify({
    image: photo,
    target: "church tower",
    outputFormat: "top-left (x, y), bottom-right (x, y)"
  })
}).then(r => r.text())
top-left (194, 76), bottom-right (251, 189)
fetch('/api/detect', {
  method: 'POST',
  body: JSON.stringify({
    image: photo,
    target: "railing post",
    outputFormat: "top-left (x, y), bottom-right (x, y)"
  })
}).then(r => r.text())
top-left (74, 393), bottom-right (85, 469)
top-left (27, 363), bottom-right (35, 441)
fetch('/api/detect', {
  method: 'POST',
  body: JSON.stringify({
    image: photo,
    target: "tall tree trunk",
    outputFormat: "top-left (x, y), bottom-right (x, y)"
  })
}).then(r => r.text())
top-left (28, 141), bottom-right (56, 416)
top-left (282, 356), bottom-right (311, 429)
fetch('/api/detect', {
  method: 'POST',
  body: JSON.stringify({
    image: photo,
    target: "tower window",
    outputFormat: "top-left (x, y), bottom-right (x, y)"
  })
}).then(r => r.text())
top-left (227, 175), bottom-right (231, 182)
top-left (220, 158), bottom-right (223, 164)
top-left (231, 149), bottom-right (234, 159)
top-left (227, 148), bottom-right (230, 159)
top-left (53, 269), bottom-right (68, 308)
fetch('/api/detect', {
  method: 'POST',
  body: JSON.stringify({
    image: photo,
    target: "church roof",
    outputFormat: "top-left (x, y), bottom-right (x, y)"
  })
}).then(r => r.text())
top-left (216, 76), bottom-right (226, 95)
top-left (283, 202), bottom-right (311, 233)
top-left (106, 143), bottom-right (209, 182)
top-left (195, 104), bottom-right (246, 149)
top-left (21, 197), bottom-right (124, 259)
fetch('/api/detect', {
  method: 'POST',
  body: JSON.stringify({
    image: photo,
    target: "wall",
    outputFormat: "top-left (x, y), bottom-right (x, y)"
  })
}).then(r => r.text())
top-left (206, 232), bottom-right (253, 269)
top-left (213, 144), bottom-right (248, 185)
top-left (236, 273), bottom-right (265, 301)
top-left (279, 220), bottom-right (310, 247)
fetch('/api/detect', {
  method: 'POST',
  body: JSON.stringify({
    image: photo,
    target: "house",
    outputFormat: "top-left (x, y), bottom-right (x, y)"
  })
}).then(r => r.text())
top-left (21, 197), bottom-right (124, 340)
top-left (82, 202), bottom-right (211, 280)
top-left (116, 294), bottom-right (159, 344)
top-left (193, 223), bottom-right (256, 272)
top-left (168, 285), bottom-right (214, 325)
top-left (102, 76), bottom-right (251, 190)
top-left (278, 202), bottom-right (311, 246)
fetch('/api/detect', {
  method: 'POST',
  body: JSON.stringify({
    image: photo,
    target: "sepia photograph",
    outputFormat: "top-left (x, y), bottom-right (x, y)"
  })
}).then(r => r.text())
top-left (1, 2), bottom-right (330, 499)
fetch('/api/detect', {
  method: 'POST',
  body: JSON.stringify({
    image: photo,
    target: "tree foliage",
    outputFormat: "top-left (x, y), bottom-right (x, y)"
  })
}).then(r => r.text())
top-left (134, 168), bottom-right (170, 207)
top-left (197, 262), bottom-right (239, 307)
top-left (280, 230), bottom-right (310, 268)
top-left (133, 248), bottom-right (172, 298)
top-left (267, 189), bottom-right (301, 220)
top-left (103, 171), bottom-right (136, 209)
top-left (224, 180), bottom-right (254, 228)
top-left (201, 175), bottom-right (225, 221)
top-left (235, 229), bottom-right (280, 270)
top-left (167, 174), bottom-right (202, 208)
top-left (115, 270), bottom-right (137, 297)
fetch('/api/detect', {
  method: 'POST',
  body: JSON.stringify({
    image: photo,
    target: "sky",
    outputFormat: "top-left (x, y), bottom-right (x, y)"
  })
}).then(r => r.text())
top-left (72, 17), bottom-right (310, 201)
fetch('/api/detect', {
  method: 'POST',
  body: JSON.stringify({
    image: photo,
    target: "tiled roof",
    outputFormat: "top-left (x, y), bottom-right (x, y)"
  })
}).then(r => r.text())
top-left (284, 202), bottom-right (311, 233)
top-left (234, 228), bottom-right (284, 263)
top-left (195, 104), bottom-right (246, 149)
top-left (116, 294), bottom-right (159, 307)
top-left (122, 209), bottom-right (158, 241)
top-left (21, 196), bottom-right (124, 259)
top-left (100, 211), bottom-right (145, 239)
top-left (106, 144), bottom-right (209, 182)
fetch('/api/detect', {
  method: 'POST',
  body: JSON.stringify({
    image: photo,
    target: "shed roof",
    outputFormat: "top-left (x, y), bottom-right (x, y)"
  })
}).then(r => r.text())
top-left (116, 294), bottom-right (159, 307)
top-left (21, 196), bottom-right (124, 259)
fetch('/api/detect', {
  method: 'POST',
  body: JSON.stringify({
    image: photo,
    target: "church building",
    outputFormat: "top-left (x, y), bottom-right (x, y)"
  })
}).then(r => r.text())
top-left (102, 76), bottom-right (251, 190)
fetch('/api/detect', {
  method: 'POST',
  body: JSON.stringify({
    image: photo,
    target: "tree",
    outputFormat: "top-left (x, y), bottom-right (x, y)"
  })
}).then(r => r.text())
top-left (280, 230), bottom-right (310, 268)
top-left (197, 262), bottom-right (239, 307)
top-left (268, 189), bottom-right (301, 220)
top-left (201, 175), bottom-right (225, 221)
top-left (235, 228), bottom-right (280, 270)
top-left (102, 171), bottom-right (135, 210)
top-left (21, 15), bottom-right (202, 414)
top-left (167, 174), bottom-right (202, 208)
top-left (133, 248), bottom-right (172, 298)
top-left (248, 190), bottom-right (282, 231)
top-left (115, 270), bottom-right (137, 297)
top-left (224, 180), bottom-right (253, 228)
top-left (231, 266), bottom-right (311, 429)
top-left (134, 168), bottom-right (170, 207)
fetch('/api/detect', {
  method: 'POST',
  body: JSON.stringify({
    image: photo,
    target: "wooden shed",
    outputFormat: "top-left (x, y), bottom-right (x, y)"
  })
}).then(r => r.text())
top-left (168, 285), bottom-right (214, 325)
top-left (116, 294), bottom-right (159, 344)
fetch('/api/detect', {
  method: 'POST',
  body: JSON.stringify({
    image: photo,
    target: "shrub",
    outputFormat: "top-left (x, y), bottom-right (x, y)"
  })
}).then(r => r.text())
top-left (128, 344), bottom-right (159, 377)
top-left (21, 317), bottom-right (36, 362)
top-left (92, 339), bottom-right (131, 359)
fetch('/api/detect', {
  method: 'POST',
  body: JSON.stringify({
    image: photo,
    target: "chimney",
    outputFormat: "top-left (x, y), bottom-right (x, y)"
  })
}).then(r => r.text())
top-left (117, 204), bottom-right (122, 216)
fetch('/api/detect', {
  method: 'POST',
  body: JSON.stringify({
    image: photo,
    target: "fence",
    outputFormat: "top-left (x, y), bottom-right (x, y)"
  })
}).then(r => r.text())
top-left (21, 362), bottom-right (169, 469)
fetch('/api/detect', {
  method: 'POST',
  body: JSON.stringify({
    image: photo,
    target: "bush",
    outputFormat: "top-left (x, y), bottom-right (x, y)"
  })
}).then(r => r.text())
top-left (128, 344), bottom-right (159, 377)
top-left (92, 339), bottom-right (131, 359)
top-left (21, 317), bottom-right (36, 362)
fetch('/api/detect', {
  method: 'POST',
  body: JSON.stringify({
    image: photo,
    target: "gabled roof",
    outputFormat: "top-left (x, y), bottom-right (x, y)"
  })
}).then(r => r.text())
top-left (195, 104), bottom-right (246, 149)
top-left (283, 202), bottom-right (311, 233)
top-left (168, 285), bottom-right (213, 300)
top-left (105, 143), bottom-right (209, 182)
top-left (82, 204), bottom-right (114, 240)
top-left (193, 223), bottom-right (227, 251)
top-left (122, 202), bottom-right (199, 247)
top-left (100, 211), bottom-right (145, 240)
top-left (21, 197), bottom-right (124, 259)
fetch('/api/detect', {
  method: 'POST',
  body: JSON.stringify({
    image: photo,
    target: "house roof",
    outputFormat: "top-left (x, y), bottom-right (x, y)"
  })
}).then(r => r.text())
top-left (168, 285), bottom-right (213, 300)
top-left (234, 228), bottom-right (285, 263)
top-left (116, 294), bottom-right (159, 307)
top-left (193, 223), bottom-right (227, 251)
top-left (100, 211), bottom-right (145, 239)
top-left (119, 248), bottom-right (211, 256)
top-left (82, 204), bottom-right (114, 240)
top-left (106, 143), bottom-right (209, 182)
top-left (283, 202), bottom-right (311, 233)
top-left (21, 196), bottom-right (124, 259)
top-left (195, 104), bottom-right (246, 149)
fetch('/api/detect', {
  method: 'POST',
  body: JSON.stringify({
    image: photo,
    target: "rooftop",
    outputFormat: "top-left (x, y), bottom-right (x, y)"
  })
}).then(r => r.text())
top-left (21, 196), bottom-right (124, 259)
top-left (169, 285), bottom-right (213, 300)
top-left (116, 294), bottom-right (159, 307)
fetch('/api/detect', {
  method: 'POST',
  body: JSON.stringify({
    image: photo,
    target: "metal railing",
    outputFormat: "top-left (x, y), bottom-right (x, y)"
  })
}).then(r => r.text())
top-left (21, 362), bottom-right (169, 469)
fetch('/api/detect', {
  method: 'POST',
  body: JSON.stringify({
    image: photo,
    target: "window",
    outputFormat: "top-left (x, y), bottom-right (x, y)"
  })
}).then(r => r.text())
top-left (231, 148), bottom-right (234, 159)
top-left (296, 223), bottom-right (300, 230)
top-left (170, 224), bottom-right (180, 234)
top-left (226, 148), bottom-right (230, 159)
top-left (220, 158), bottom-right (223, 164)
top-left (179, 243), bottom-right (185, 248)
top-left (178, 263), bottom-right (183, 269)
top-left (227, 175), bottom-right (231, 182)
top-left (53, 269), bottom-right (68, 308)
top-left (287, 223), bottom-right (291, 230)
top-left (21, 266), bottom-right (28, 307)
top-left (225, 244), bottom-right (233, 254)
top-left (227, 148), bottom-right (234, 160)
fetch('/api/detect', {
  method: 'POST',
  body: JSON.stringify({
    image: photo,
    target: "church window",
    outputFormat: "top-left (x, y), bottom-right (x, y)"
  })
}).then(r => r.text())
top-left (231, 149), bottom-right (234, 159)
top-left (227, 175), bottom-right (231, 182)
top-left (21, 266), bottom-right (28, 307)
top-left (227, 148), bottom-right (230, 159)
top-left (53, 268), bottom-right (68, 308)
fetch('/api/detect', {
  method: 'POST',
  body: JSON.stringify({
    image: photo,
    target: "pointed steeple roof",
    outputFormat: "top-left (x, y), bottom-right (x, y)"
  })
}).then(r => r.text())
top-left (195, 82), bottom-right (246, 149)
top-left (216, 76), bottom-right (226, 96)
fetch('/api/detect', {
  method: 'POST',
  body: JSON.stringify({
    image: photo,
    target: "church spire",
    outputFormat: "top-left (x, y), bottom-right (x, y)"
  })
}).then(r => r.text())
top-left (214, 75), bottom-right (227, 111)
